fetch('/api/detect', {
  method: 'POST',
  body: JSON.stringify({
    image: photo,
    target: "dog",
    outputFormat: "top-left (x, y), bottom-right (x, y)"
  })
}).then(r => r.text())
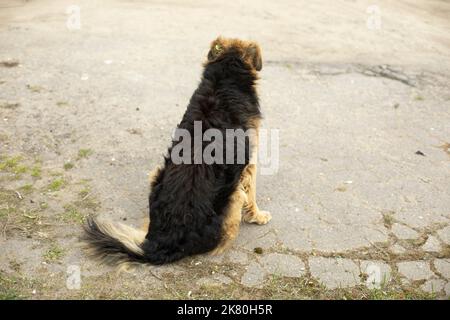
top-left (83, 37), bottom-right (271, 266)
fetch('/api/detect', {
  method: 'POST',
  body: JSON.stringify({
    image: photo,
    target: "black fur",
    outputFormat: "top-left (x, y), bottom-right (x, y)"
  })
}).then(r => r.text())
top-left (84, 46), bottom-right (261, 265)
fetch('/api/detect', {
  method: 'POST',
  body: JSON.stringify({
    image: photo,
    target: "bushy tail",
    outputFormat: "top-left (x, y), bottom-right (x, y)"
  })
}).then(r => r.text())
top-left (83, 216), bottom-right (147, 268)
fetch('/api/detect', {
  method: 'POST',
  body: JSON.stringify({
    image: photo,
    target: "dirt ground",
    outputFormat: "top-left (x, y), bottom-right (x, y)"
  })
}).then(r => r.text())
top-left (1, 0), bottom-right (450, 299)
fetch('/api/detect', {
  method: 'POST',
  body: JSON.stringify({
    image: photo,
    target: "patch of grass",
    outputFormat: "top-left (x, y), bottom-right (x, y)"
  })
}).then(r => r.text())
top-left (0, 189), bottom-right (18, 219)
top-left (77, 148), bottom-right (93, 159)
top-left (63, 162), bottom-right (74, 170)
top-left (47, 178), bottom-right (66, 192)
top-left (74, 198), bottom-right (100, 212)
top-left (382, 211), bottom-right (395, 229)
top-left (260, 275), bottom-right (327, 299)
top-left (0, 156), bottom-right (26, 174)
top-left (59, 204), bottom-right (87, 224)
top-left (0, 156), bottom-right (21, 170)
top-left (0, 272), bottom-right (44, 300)
top-left (19, 184), bottom-right (33, 194)
top-left (0, 102), bottom-right (20, 109)
top-left (43, 244), bottom-right (65, 263)
top-left (361, 285), bottom-right (436, 300)
top-left (0, 276), bottom-right (22, 300)
top-left (285, 63), bottom-right (293, 70)
top-left (26, 84), bottom-right (44, 93)
top-left (78, 187), bottom-right (90, 199)
top-left (39, 202), bottom-right (48, 210)
top-left (56, 101), bottom-right (68, 107)
top-left (0, 207), bottom-right (16, 219)
top-left (414, 95), bottom-right (424, 101)
top-left (30, 165), bottom-right (42, 178)
top-left (74, 185), bottom-right (100, 212)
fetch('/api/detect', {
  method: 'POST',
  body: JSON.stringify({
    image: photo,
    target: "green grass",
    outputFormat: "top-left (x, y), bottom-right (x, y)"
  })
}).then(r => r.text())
top-left (382, 211), bottom-right (395, 228)
top-left (0, 156), bottom-right (21, 170)
top-left (77, 148), bottom-right (93, 159)
top-left (47, 178), bottom-right (65, 192)
top-left (78, 185), bottom-right (91, 199)
top-left (0, 189), bottom-right (19, 227)
top-left (26, 84), bottom-right (44, 93)
top-left (0, 272), bottom-right (43, 300)
top-left (63, 162), bottom-right (74, 170)
top-left (0, 206), bottom-right (16, 219)
top-left (39, 202), bottom-right (48, 209)
top-left (43, 244), bottom-right (65, 263)
top-left (19, 184), bottom-right (33, 194)
top-left (59, 204), bottom-right (86, 224)
top-left (0, 274), bottom-right (22, 300)
top-left (0, 156), bottom-right (27, 176)
top-left (30, 165), bottom-right (42, 178)
top-left (0, 102), bottom-right (20, 110)
top-left (56, 101), bottom-right (68, 107)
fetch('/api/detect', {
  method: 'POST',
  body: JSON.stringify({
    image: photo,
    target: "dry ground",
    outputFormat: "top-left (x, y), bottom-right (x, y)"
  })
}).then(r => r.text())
top-left (1, 0), bottom-right (450, 299)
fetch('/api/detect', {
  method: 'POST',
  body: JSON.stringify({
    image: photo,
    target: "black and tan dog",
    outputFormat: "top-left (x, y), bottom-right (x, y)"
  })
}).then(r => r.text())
top-left (83, 37), bottom-right (271, 266)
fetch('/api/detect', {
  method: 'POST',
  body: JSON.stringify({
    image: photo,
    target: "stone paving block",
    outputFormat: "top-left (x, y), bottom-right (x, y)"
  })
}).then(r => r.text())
top-left (433, 259), bottom-right (450, 279)
top-left (240, 262), bottom-right (266, 288)
top-left (260, 253), bottom-right (305, 278)
top-left (420, 279), bottom-right (445, 294)
top-left (397, 261), bottom-right (433, 281)
top-left (436, 226), bottom-right (450, 245)
top-left (309, 257), bottom-right (360, 289)
top-left (421, 236), bottom-right (441, 253)
top-left (444, 282), bottom-right (450, 297)
top-left (226, 250), bottom-right (249, 265)
top-left (391, 223), bottom-right (419, 240)
top-left (390, 244), bottom-right (406, 254)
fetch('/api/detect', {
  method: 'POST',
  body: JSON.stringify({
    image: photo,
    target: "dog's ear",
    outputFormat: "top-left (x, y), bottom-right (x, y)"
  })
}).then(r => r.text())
top-left (244, 43), bottom-right (262, 71)
top-left (207, 38), bottom-right (225, 61)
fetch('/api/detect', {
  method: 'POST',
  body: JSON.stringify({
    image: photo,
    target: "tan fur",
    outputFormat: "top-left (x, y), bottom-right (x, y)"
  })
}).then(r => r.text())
top-left (211, 185), bottom-right (247, 255)
top-left (83, 218), bottom-right (146, 272)
top-left (205, 36), bottom-right (262, 74)
top-left (241, 164), bottom-right (272, 224)
top-left (141, 217), bottom-right (150, 232)
top-left (139, 166), bottom-right (162, 232)
top-left (242, 117), bottom-right (272, 224)
top-left (209, 116), bottom-right (271, 255)
top-left (148, 165), bottom-right (161, 184)
top-left (93, 219), bottom-right (145, 254)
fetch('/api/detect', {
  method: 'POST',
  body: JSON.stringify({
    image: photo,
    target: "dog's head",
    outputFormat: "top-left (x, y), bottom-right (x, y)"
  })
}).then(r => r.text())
top-left (207, 37), bottom-right (262, 71)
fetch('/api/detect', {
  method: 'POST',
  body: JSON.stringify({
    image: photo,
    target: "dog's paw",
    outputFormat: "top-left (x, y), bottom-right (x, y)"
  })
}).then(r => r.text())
top-left (253, 210), bottom-right (272, 225)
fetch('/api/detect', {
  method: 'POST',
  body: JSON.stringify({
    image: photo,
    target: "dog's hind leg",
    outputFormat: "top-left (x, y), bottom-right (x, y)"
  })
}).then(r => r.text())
top-left (141, 216), bottom-right (150, 232)
top-left (210, 186), bottom-right (247, 255)
top-left (141, 166), bottom-right (162, 232)
top-left (240, 164), bottom-right (272, 225)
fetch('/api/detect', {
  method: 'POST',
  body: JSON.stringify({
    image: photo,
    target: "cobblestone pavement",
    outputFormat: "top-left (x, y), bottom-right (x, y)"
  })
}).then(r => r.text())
top-left (0, 0), bottom-right (449, 299)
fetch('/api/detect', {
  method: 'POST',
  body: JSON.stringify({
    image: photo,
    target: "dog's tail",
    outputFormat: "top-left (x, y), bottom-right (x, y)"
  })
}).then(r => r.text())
top-left (83, 216), bottom-right (147, 268)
